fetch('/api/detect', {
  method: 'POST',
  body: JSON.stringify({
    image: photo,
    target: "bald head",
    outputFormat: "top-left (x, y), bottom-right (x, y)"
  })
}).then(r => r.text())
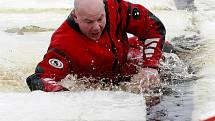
top-left (73, 0), bottom-right (106, 40)
top-left (74, 0), bottom-right (105, 16)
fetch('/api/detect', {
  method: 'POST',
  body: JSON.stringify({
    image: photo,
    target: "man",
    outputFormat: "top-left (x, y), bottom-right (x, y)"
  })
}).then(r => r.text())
top-left (26, 0), bottom-right (166, 92)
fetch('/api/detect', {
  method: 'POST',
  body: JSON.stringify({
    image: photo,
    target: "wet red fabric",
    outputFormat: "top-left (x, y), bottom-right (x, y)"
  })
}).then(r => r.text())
top-left (27, 0), bottom-right (165, 92)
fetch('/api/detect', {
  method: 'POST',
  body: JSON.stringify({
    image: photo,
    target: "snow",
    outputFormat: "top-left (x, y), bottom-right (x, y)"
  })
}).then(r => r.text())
top-left (0, 91), bottom-right (145, 121)
top-left (191, 0), bottom-right (215, 120)
top-left (0, 0), bottom-right (73, 9)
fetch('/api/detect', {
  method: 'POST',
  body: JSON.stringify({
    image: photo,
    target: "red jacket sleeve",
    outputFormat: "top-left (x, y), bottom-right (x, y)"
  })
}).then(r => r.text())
top-left (122, 1), bottom-right (166, 68)
top-left (26, 48), bottom-right (71, 92)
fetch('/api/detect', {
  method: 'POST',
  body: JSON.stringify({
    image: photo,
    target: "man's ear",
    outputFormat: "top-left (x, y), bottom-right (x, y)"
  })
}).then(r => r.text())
top-left (72, 10), bottom-right (78, 23)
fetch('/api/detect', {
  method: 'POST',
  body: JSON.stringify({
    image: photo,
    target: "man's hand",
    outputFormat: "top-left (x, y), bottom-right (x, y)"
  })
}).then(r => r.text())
top-left (129, 67), bottom-right (160, 94)
top-left (139, 68), bottom-right (160, 93)
top-left (139, 68), bottom-right (161, 107)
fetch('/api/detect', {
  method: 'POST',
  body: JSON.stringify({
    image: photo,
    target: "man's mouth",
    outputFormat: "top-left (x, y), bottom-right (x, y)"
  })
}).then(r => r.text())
top-left (92, 31), bottom-right (101, 35)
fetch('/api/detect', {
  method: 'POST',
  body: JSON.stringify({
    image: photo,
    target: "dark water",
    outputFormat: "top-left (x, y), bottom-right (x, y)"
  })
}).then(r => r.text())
top-left (146, 1), bottom-right (200, 120)
top-left (146, 80), bottom-right (195, 121)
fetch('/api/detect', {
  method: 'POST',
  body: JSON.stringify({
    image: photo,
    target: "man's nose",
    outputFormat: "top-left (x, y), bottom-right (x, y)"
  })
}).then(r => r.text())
top-left (92, 22), bottom-right (100, 31)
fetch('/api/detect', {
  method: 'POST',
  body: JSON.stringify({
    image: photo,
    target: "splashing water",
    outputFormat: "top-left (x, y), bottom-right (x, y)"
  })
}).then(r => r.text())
top-left (159, 52), bottom-right (190, 82)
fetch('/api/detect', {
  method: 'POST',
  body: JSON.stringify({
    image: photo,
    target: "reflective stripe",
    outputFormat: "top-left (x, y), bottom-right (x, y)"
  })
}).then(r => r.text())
top-left (145, 48), bottom-right (154, 54)
top-left (43, 78), bottom-right (58, 85)
top-left (146, 54), bottom-right (153, 58)
top-left (144, 38), bottom-right (159, 58)
top-left (47, 81), bottom-right (58, 85)
top-left (43, 78), bottom-right (54, 82)
top-left (145, 48), bottom-right (154, 58)
top-left (148, 43), bottom-right (157, 48)
top-left (144, 38), bottom-right (160, 45)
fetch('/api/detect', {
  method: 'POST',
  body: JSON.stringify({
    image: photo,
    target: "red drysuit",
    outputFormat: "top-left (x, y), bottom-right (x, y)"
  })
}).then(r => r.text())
top-left (26, 0), bottom-right (166, 92)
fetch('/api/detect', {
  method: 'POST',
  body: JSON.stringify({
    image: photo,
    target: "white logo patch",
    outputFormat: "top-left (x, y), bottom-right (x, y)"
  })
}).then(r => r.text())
top-left (48, 58), bottom-right (63, 69)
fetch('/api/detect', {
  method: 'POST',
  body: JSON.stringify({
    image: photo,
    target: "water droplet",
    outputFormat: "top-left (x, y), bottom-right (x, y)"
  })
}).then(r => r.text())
top-left (91, 60), bottom-right (94, 66)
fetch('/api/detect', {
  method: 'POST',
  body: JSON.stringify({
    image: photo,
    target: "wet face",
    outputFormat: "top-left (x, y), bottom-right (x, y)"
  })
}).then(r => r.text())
top-left (74, 0), bottom-right (106, 41)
